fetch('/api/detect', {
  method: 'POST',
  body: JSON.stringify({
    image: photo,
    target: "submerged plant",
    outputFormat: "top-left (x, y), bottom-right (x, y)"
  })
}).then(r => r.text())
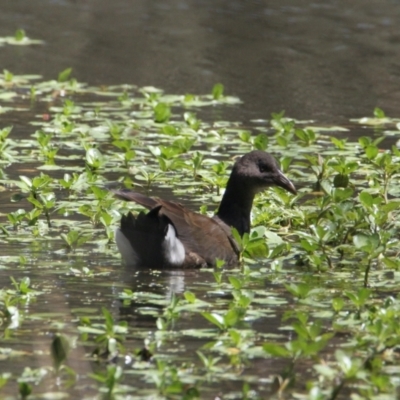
top-left (1, 68), bottom-right (400, 399)
top-left (79, 307), bottom-right (128, 360)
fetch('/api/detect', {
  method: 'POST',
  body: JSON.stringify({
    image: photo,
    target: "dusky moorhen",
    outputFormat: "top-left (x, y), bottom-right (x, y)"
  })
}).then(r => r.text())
top-left (114, 150), bottom-right (296, 268)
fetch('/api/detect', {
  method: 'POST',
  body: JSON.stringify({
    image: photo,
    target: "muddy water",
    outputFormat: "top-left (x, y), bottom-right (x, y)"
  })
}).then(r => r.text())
top-left (0, 0), bottom-right (399, 397)
top-left (1, 0), bottom-right (400, 124)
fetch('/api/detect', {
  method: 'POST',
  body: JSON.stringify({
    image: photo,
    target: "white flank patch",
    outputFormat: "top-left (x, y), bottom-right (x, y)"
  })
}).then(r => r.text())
top-left (115, 228), bottom-right (139, 266)
top-left (162, 224), bottom-right (185, 266)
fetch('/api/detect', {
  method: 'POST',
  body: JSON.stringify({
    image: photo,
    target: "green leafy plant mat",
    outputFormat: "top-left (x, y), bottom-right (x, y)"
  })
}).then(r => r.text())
top-left (0, 68), bottom-right (400, 399)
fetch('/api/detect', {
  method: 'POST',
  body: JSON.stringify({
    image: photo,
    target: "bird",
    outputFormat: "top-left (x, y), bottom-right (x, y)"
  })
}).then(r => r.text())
top-left (114, 150), bottom-right (296, 269)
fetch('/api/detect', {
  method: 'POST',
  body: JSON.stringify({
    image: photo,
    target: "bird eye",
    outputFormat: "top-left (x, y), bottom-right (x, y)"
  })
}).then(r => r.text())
top-left (259, 165), bottom-right (268, 173)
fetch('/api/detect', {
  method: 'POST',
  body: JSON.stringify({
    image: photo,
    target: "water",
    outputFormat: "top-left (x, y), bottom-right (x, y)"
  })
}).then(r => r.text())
top-left (1, 0), bottom-right (400, 124)
top-left (0, 0), bottom-right (399, 398)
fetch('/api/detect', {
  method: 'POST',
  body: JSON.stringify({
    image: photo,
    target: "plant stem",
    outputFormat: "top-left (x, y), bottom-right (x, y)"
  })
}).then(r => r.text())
top-left (364, 259), bottom-right (371, 288)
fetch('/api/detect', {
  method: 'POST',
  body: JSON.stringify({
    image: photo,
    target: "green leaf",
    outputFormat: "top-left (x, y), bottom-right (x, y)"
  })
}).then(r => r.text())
top-left (276, 135), bottom-right (288, 147)
top-left (91, 185), bottom-right (108, 199)
top-left (245, 238), bottom-right (268, 258)
top-left (300, 239), bottom-right (318, 252)
top-left (51, 335), bottom-right (69, 370)
top-left (58, 67), bottom-right (72, 82)
top-left (313, 364), bottom-right (336, 379)
top-left (365, 145), bottom-right (378, 160)
top-left (346, 288), bottom-right (371, 307)
top-left (224, 309), bottom-right (240, 327)
top-left (353, 234), bottom-right (370, 249)
top-left (154, 103), bottom-right (171, 123)
top-left (162, 125), bottom-right (178, 135)
top-left (373, 107), bottom-right (386, 118)
top-left (253, 133), bottom-right (268, 150)
top-left (14, 29), bottom-right (26, 41)
top-left (238, 130), bottom-right (251, 142)
top-left (0, 374), bottom-right (11, 390)
top-left (263, 342), bottom-right (290, 357)
top-left (184, 291), bottom-right (196, 303)
top-left (335, 350), bottom-right (361, 378)
top-left (359, 191), bottom-right (373, 208)
top-left (86, 148), bottom-right (103, 168)
top-left (285, 283), bottom-right (311, 299)
top-left (19, 175), bottom-right (32, 189)
top-left (331, 137), bottom-right (346, 149)
top-left (201, 312), bottom-right (224, 330)
top-left (382, 201), bottom-right (400, 213)
top-left (332, 297), bottom-right (344, 312)
top-left (212, 83), bottom-right (224, 100)
top-left (231, 227), bottom-right (243, 250)
top-left (18, 382), bottom-right (32, 397)
top-left (228, 276), bottom-right (242, 290)
top-left (332, 187), bottom-right (353, 202)
top-left (102, 307), bottom-right (114, 328)
top-left (382, 257), bottom-right (400, 269)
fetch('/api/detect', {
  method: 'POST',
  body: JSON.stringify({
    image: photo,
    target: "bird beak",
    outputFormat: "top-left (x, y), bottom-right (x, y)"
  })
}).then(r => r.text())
top-left (275, 170), bottom-right (297, 195)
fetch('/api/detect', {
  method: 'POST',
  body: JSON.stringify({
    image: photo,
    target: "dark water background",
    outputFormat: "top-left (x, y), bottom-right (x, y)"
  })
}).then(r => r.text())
top-left (1, 0), bottom-right (400, 397)
top-left (2, 0), bottom-right (400, 125)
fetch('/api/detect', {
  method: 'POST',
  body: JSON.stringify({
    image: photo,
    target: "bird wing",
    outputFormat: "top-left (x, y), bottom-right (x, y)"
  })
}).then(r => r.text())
top-left (114, 190), bottom-right (239, 266)
top-left (158, 200), bottom-right (239, 266)
top-left (113, 190), bottom-right (159, 209)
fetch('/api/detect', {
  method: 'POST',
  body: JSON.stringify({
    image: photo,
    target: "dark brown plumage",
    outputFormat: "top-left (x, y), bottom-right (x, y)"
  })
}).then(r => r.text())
top-left (114, 150), bottom-right (296, 269)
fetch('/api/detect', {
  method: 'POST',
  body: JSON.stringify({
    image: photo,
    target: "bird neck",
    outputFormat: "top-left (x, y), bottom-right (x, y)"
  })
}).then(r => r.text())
top-left (216, 179), bottom-right (255, 237)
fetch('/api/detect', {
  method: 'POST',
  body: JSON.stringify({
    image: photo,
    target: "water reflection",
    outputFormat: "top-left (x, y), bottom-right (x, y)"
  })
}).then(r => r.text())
top-left (1, 0), bottom-right (400, 124)
top-left (1, 0), bottom-right (400, 396)
top-left (117, 266), bottom-right (203, 327)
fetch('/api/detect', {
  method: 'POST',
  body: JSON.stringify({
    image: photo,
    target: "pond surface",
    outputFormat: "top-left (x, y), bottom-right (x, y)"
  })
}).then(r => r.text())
top-left (2, 0), bottom-right (400, 123)
top-left (0, 1), bottom-right (400, 399)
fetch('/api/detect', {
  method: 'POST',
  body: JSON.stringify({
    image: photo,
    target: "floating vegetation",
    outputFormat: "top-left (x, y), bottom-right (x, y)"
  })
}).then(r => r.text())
top-left (0, 68), bottom-right (400, 398)
top-left (0, 29), bottom-right (44, 47)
